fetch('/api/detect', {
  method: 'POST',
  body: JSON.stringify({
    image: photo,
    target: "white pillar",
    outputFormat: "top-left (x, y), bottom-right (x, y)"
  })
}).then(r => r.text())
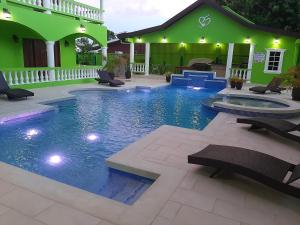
top-left (225, 43), bottom-right (234, 79)
top-left (46, 41), bottom-right (55, 81)
top-left (130, 43), bottom-right (135, 64)
top-left (145, 43), bottom-right (150, 76)
top-left (102, 47), bottom-right (108, 67)
top-left (247, 44), bottom-right (255, 81)
top-left (100, 0), bottom-right (104, 21)
top-left (43, 0), bottom-right (51, 14)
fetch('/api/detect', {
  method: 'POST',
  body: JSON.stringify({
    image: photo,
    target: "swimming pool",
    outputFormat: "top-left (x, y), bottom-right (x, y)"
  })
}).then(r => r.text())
top-left (0, 86), bottom-right (218, 204)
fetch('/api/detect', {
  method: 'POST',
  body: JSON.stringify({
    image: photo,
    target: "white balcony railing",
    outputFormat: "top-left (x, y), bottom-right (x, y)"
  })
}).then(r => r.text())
top-left (2, 67), bottom-right (100, 86)
top-left (131, 63), bottom-right (145, 74)
top-left (230, 68), bottom-right (251, 81)
top-left (11, 0), bottom-right (103, 22)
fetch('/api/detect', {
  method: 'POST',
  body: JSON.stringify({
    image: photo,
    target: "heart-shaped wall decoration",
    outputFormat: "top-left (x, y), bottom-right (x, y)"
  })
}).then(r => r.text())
top-left (199, 15), bottom-right (211, 28)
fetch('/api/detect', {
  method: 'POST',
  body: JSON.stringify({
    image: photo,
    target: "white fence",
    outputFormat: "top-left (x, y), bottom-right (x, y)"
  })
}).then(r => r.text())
top-left (230, 68), bottom-right (251, 81)
top-left (131, 63), bottom-right (145, 74)
top-left (2, 67), bottom-right (100, 86)
top-left (12, 0), bottom-right (103, 22)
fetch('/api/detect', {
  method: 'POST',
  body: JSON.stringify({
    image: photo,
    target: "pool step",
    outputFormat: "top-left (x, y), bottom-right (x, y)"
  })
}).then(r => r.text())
top-left (171, 76), bottom-right (191, 86)
top-left (204, 79), bottom-right (227, 89)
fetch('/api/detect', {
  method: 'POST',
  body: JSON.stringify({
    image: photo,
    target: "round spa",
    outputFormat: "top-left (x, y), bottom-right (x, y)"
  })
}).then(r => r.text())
top-left (203, 94), bottom-right (300, 118)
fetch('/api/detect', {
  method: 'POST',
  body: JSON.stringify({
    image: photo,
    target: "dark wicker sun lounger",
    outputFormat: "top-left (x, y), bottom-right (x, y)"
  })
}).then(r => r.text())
top-left (249, 77), bottom-right (282, 94)
top-left (188, 145), bottom-right (300, 198)
top-left (0, 72), bottom-right (34, 100)
top-left (237, 117), bottom-right (300, 143)
top-left (95, 70), bottom-right (125, 87)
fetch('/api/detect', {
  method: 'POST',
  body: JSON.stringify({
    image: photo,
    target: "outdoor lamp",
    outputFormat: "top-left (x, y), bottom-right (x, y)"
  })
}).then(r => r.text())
top-left (274, 38), bottom-right (280, 45)
top-left (162, 36), bottom-right (167, 43)
top-left (199, 36), bottom-right (206, 43)
top-left (3, 8), bottom-right (12, 19)
top-left (180, 42), bottom-right (186, 47)
top-left (80, 24), bottom-right (86, 32)
top-left (137, 37), bottom-right (142, 43)
top-left (216, 43), bottom-right (221, 48)
top-left (245, 37), bottom-right (251, 44)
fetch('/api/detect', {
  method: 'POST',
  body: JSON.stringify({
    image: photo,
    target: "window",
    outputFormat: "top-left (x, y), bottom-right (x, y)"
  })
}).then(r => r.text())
top-left (264, 49), bottom-right (285, 74)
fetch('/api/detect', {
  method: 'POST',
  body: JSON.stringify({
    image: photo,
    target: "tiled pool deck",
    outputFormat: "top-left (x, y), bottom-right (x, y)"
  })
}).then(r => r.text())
top-left (0, 77), bottom-right (299, 225)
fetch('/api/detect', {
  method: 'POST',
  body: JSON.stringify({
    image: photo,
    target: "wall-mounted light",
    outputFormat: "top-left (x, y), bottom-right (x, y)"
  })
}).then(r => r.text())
top-left (12, 34), bottom-right (19, 43)
top-left (273, 38), bottom-right (280, 45)
top-left (80, 24), bottom-right (86, 32)
top-left (216, 43), bottom-right (221, 48)
top-left (162, 36), bottom-right (167, 43)
top-left (245, 36), bottom-right (251, 44)
top-left (180, 42), bottom-right (186, 48)
top-left (137, 37), bottom-right (142, 43)
top-left (199, 36), bottom-right (206, 44)
top-left (64, 40), bottom-right (70, 47)
top-left (3, 8), bottom-right (12, 19)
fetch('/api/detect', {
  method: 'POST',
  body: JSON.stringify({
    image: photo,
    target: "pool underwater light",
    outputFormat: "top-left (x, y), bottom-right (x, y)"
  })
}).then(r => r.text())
top-left (26, 129), bottom-right (39, 138)
top-left (87, 133), bottom-right (100, 142)
top-left (47, 155), bottom-right (63, 165)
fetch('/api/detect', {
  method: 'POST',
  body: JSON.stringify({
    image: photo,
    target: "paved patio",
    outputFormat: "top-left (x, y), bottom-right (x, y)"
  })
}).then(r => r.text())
top-left (0, 77), bottom-right (299, 225)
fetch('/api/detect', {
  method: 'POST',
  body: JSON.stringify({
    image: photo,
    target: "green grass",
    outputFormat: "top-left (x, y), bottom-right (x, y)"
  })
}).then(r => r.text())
top-left (12, 79), bottom-right (96, 90)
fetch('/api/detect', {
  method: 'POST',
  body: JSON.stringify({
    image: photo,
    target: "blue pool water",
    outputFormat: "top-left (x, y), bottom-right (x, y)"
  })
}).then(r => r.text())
top-left (0, 86), bottom-right (218, 204)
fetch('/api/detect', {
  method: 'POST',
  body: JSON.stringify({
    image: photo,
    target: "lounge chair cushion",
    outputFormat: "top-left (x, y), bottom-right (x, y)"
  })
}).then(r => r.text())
top-left (6, 89), bottom-right (34, 99)
top-left (249, 86), bottom-right (267, 93)
top-left (237, 117), bottom-right (299, 132)
top-left (188, 145), bottom-right (293, 182)
top-left (109, 80), bottom-right (125, 87)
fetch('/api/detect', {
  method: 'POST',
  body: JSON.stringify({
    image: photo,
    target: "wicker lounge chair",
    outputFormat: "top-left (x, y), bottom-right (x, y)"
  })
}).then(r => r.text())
top-left (249, 77), bottom-right (282, 94)
top-left (95, 70), bottom-right (125, 87)
top-left (0, 72), bottom-right (34, 100)
top-left (237, 117), bottom-right (300, 143)
top-left (188, 145), bottom-right (300, 198)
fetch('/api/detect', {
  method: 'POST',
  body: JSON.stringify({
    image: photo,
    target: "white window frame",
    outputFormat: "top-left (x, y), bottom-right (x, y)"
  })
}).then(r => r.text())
top-left (264, 48), bottom-right (286, 74)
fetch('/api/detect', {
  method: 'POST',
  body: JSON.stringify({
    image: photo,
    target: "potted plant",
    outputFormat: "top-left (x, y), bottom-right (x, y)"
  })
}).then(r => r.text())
top-left (281, 66), bottom-right (300, 101)
top-left (235, 78), bottom-right (244, 90)
top-left (165, 72), bottom-right (172, 83)
top-left (229, 76), bottom-right (238, 88)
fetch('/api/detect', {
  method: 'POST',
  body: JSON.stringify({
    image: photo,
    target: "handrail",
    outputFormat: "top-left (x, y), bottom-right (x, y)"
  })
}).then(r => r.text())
top-left (7, 0), bottom-right (103, 23)
top-left (1, 66), bottom-right (102, 85)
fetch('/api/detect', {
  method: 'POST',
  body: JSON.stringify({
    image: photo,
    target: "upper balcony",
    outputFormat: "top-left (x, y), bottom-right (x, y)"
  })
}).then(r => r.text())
top-left (5, 0), bottom-right (104, 23)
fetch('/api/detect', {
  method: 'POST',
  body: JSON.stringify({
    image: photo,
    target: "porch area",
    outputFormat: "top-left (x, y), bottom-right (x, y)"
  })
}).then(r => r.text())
top-left (129, 42), bottom-right (255, 82)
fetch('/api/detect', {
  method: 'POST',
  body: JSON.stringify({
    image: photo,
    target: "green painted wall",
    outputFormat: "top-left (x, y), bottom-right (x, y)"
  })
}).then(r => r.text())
top-left (129, 5), bottom-right (298, 84)
top-left (60, 37), bottom-right (77, 67)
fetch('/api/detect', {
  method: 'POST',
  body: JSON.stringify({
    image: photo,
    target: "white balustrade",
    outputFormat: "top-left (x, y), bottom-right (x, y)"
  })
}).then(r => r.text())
top-left (1, 67), bottom-right (100, 86)
top-left (13, 0), bottom-right (103, 22)
top-left (230, 68), bottom-right (251, 81)
top-left (131, 63), bottom-right (146, 74)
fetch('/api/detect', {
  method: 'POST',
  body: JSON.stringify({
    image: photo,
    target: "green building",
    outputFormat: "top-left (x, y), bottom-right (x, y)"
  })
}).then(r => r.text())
top-left (119, 0), bottom-right (300, 84)
top-left (0, 0), bottom-right (107, 86)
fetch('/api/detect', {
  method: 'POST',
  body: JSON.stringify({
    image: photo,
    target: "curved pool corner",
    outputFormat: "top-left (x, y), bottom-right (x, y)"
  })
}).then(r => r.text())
top-left (203, 93), bottom-right (300, 118)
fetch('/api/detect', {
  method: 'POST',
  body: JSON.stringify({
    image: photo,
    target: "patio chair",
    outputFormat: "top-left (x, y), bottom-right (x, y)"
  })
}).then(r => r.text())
top-left (0, 72), bottom-right (34, 100)
top-left (95, 70), bottom-right (125, 87)
top-left (188, 144), bottom-right (300, 199)
top-left (237, 117), bottom-right (300, 143)
top-left (249, 77), bottom-right (282, 94)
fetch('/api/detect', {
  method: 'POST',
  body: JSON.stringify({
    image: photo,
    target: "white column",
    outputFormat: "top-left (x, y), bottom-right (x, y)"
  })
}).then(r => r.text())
top-left (247, 44), bottom-right (255, 81)
top-left (43, 0), bottom-right (52, 14)
top-left (46, 41), bottom-right (56, 81)
top-left (102, 47), bottom-right (108, 67)
top-left (130, 43), bottom-right (135, 64)
top-left (100, 0), bottom-right (104, 21)
top-left (225, 43), bottom-right (234, 79)
top-left (145, 43), bottom-right (150, 76)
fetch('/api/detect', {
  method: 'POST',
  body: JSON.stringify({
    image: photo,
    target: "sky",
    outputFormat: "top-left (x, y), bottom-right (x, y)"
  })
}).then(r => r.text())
top-left (77, 0), bottom-right (196, 33)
